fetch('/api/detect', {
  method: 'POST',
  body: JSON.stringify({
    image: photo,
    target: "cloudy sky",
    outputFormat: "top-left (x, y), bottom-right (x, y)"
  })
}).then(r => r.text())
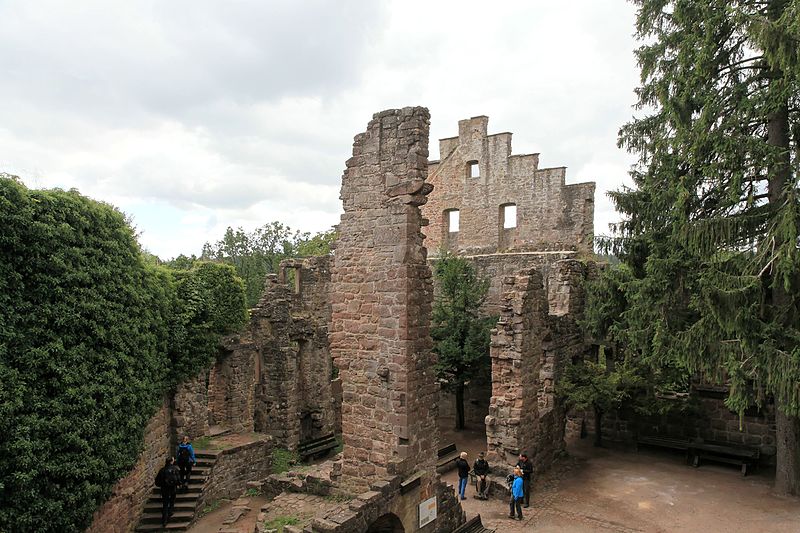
top-left (1, 0), bottom-right (641, 259)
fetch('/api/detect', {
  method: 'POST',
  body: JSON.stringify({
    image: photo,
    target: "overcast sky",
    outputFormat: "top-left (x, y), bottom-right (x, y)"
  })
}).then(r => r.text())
top-left (1, 0), bottom-right (640, 259)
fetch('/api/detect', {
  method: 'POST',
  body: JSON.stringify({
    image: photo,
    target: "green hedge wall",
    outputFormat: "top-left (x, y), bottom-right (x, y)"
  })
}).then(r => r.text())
top-left (0, 177), bottom-right (247, 532)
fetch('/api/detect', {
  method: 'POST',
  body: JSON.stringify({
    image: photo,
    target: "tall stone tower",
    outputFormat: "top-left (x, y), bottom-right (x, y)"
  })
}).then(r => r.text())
top-left (329, 107), bottom-right (439, 493)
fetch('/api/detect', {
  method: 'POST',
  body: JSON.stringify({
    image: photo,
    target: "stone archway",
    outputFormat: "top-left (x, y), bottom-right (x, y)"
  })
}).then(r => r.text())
top-left (366, 513), bottom-right (405, 533)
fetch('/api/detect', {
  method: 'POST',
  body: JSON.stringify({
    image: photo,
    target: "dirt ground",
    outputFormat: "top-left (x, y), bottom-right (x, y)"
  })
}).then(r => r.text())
top-left (442, 429), bottom-right (800, 532)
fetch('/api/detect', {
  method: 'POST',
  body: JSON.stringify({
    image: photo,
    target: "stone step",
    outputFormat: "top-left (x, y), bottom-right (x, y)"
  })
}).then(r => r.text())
top-left (135, 521), bottom-right (191, 532)
top-left (147, 493), bottom-right (201, 504)
top-left (143, 501), bottom-right (197, 514)
top-left (139, 511), bottom-right (195, 524)
top-left (151, 484), bottom-right (203, 496)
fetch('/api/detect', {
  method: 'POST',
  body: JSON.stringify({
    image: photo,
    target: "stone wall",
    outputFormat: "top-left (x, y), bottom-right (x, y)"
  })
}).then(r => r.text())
top-left (422, 116), bottom-right (595, 255)
top-left (86, 396), bottom-right (171, 533)
top-left (330, 107), bottom-right (439, 492)
top-left (208, 334), bottom-right (256, 433)
top-left (253, 256), bottom-right (336, 451)
top-left (310, 474), bottom-right (464, 533)
top-left (172, 369), bottom-right (209, 440)
top-left (575, 387), bottom-right (778, 461)
top-left (486, 260), bottom-right (593, 471)
top-left (200, 437), bottom-right (273, 508)
top-left (438, 380), bottom-right (492, 431)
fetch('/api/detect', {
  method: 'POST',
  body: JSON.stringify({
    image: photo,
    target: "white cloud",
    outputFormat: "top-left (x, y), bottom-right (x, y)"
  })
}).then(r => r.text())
top-left (1, 0), bottom-right (640, 259)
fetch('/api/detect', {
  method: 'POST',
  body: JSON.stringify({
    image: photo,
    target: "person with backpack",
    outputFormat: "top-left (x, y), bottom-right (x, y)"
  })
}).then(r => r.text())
top-left (516, 452), bottom-right (534, 507)
top-left (154, 457), bottom-right (180, 526)
top-left (508, 466), bottom-right (524, 520)
top-left (473, 452), bottom-right (490, 499)
top-left (176, 435), bottom-right (197, 491)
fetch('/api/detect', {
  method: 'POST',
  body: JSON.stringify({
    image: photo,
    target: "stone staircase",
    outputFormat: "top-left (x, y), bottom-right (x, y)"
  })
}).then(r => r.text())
top-left (135, 452), bottom-right (216, 532)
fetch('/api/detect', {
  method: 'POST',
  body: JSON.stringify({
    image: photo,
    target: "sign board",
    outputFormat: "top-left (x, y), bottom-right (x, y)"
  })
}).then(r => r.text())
top-left (419, 496), bottom-right (437, 527)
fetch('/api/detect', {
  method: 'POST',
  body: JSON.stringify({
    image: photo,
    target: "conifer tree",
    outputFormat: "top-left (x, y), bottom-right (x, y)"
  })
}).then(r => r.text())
top-left (612, 0), bottom-right (800, 493)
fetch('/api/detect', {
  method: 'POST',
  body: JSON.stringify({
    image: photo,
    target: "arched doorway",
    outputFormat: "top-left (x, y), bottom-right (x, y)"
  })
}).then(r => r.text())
top-left (366, 513), bottom-right (404, 533)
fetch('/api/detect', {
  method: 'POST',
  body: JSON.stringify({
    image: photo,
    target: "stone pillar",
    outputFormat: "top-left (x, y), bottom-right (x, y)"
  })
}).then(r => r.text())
top-left (485, 270), bottom-right (548, 465)
top-left (330, 107), bottom-right (438, 493)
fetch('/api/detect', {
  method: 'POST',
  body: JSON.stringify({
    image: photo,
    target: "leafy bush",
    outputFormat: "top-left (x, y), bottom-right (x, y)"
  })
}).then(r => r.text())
top-left (0, 177), bottom-right (247, 531)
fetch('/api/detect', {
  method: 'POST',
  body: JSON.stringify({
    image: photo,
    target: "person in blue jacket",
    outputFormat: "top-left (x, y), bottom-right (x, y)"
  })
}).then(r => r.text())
top-left (176, 435), bottom-right (197, 491)
top-left (509, 466), bottom-right (524, 520)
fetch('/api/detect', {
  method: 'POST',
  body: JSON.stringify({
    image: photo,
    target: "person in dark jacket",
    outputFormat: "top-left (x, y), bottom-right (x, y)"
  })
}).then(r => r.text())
top-left (154, 457), bottom-right (180, 526)
top-left (176, 435), bottom-right (197, 491)
top-left (455, 451), bottom-right (470, 500)
top-left (509, 467), bottom-right (524, 520)
top-left (473, 452), bottom-right (490, 499)
top-left (516, 452), bottom-right (534, 507)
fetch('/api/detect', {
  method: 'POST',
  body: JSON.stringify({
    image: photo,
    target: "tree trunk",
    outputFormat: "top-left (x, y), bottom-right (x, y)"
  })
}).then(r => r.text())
top-left (766, 59), bottom-right (797, 492)
top-left (455, 383), bottom-right (465, 430)
top-left (775, 410), bottom-right (800, 495)
top-left (594, 407), bottom-right (603, 447)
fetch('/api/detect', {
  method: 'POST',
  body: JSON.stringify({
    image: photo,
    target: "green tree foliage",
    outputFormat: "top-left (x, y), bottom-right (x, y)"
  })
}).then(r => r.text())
top-left (560, 352), bottom-right (642, 447)
top-left (202, 223), bottom-right (335, 307)
top-left (431, 254), bottom-right (494, 430)
top-left (610, 0), bottom-right (800, 493)
top-left (0, 176), bottom-right (247, 531)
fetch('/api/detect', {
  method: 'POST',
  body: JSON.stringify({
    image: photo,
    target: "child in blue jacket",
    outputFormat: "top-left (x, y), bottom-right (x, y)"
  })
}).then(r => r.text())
top-left (509, 466), bottom-right (524, 520)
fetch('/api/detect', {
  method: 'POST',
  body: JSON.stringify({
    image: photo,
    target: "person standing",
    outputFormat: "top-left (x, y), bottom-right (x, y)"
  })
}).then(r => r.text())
top-left (154, 457), bottom-right (180, 526)
top-left (516, 452), bottom-right (534, 507)
top-left (508, 466), bottom-right (524, 520)
top-left (176, 435), bottom-right (197, 491)
top-left (455, 451), bottom-right (470, 500)
top-left (473, 452), bottom-right (490, 499)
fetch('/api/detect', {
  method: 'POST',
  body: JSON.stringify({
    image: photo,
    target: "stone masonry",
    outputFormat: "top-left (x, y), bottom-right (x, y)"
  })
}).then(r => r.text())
top-left (329, 107), bottom-right (439, 493)
top-left (253, 256), bottom-right (336, 451)
top-left (422, 116), bottom-right (595, 255)
top-left (486, 260), bottom-right (594, 471)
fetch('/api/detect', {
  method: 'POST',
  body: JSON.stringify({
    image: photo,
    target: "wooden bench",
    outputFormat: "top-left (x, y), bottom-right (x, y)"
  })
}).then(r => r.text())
top-left (298, 433), bottom-right (338, 461)
top-left (436, 443), bottom-right (460, 473)
top-left (453, 515), bottom-right (495, 533)
top-left (636, 436), bottom-right (691, 463)
top-left (689, 442), bottom-right (760, 476)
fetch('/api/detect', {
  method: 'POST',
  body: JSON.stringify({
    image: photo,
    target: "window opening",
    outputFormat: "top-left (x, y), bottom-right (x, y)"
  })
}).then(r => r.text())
top-left (468, 161), bottom-right (480, 178)
top-left (502, 204), bottom-right (517, 229)
top-left (448, 209), bottom-right (460, 232)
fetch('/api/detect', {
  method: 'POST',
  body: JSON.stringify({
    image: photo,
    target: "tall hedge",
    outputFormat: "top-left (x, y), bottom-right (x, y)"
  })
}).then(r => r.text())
top-left (0, 177), bottom-right (247, 532)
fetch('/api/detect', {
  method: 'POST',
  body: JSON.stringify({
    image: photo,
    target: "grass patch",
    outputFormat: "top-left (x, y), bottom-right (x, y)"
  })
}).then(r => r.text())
top-left (198, 499), bottom-right (225, 517)
top-left (271, 448), bottom-right (299, 474)
top-left (324, 492), bottom-right (353, 503)
top-left (245, 487), bottom-right (261, 497)
top-left (193, 436), bottom-right (212, 450)
top-left (262, 515), bottom-right (300, 532)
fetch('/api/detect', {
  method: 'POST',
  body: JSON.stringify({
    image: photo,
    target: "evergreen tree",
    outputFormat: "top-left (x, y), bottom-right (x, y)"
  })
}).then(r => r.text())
top-left (612, 0), bottom-right (800, 493)
top-left (431, 254), bottom-right (494, 430)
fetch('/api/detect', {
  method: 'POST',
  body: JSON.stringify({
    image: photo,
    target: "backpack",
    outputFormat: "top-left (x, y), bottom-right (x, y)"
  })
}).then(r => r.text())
top-left (164, 465), bottom-right (180, 488)
top-left (177, 445), bottom-right (191, 465)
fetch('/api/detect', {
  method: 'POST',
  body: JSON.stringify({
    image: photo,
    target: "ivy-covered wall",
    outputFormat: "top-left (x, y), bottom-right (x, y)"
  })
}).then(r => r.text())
top-left (0, 177), bottom-right (247, 532)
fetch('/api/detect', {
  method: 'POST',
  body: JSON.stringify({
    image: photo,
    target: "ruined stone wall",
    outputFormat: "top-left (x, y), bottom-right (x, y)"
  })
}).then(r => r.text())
top-left (329, 107), bottom-right (439, 492)
top-left (86, 396), bottom-right (171, 533)
top-left (208, 334), bottom-right (256, 433)
top-left (422, 116), bottom-right (595, 255)
top-left (172, 369), bottom-right (209, 440)
top-left (253, 256), bottom-right (336, 450)
top-left (486, 260), bottom-right (593, 471)
top-left (576, 389), bottom-right (778, 461)
top-left (199, 437), bottom-right (273, 508)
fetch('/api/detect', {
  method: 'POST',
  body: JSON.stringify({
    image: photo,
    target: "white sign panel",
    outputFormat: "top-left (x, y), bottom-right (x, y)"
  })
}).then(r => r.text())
top-left (419, 496), bottom-right (437, 527)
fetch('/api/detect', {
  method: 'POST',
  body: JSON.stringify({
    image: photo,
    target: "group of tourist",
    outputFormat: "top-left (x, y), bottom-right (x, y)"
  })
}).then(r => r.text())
top-left (154, 436), bottom-right (198, 526)
top-left (454, 451), bottom-right (534, 521)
